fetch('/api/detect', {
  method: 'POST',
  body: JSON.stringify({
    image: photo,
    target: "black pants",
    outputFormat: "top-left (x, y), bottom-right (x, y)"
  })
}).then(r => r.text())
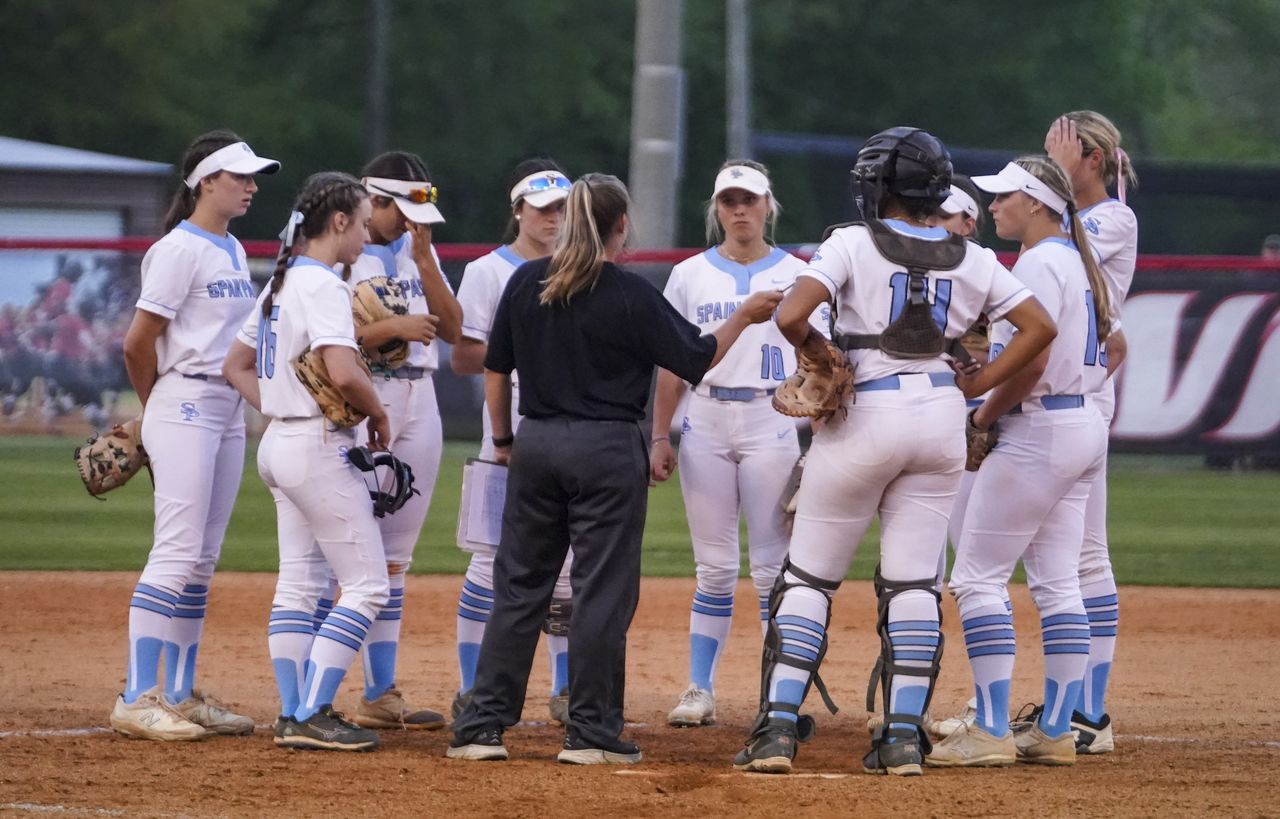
top-left (452, 417), bottom-right (648, 748)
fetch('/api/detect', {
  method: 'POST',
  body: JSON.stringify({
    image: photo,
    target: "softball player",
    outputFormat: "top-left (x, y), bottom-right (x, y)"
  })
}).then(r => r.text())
top-left (734, 127), bottom-right (1057, 777)
top-left (1044, 112), bottom-right (1137, 754)
top-left (450, 159), bottom-right (575, 724)
top-left (927, 157), bottom-right (1113, 768)
top-left (223, 171), bottom-right (390, 752)
top-left (324, 150), bottom-right (462, 732)
top-left (112, 131), bottom-right (278, 741)
top-left (651, 160), bottom-right (826, 728)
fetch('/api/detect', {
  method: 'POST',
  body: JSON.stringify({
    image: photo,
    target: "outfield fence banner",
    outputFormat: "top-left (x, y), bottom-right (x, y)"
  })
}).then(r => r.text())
top-left (1, 238), bottom-right (1277, 456)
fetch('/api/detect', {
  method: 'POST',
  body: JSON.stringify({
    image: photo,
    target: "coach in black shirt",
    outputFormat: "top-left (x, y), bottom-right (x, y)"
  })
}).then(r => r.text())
top-left (448, 173), bottom-right (782, 765)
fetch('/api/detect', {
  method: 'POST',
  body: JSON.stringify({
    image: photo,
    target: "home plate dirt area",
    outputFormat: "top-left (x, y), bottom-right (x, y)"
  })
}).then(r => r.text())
top-left (1, 573), bottom-right (1276, 818)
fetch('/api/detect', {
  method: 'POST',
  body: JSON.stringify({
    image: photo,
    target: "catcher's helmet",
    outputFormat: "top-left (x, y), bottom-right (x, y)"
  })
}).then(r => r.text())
top-left (346, 446), bottom-right (419, 518)
top-left (852, 127), bottom-right (953, 218)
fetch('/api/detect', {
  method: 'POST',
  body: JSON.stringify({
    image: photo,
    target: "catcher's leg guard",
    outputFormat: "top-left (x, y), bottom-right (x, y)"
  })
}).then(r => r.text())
top-left (862, 564), bottom-right (945, 777)
top-left (542, 597), bottom-right (572, 637)
top-left (740, 559), bottom-right (841, 763)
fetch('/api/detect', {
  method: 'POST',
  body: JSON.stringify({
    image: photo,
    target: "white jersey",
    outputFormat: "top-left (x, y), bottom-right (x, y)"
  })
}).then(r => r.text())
top-left (346, 232), bottom-right (452, 372)
top-left (663, 247), bottom-right (828, 390)
top-left (989, 238), bottom-right (1109, 403)
top-left (236, 256), bottom-right (360, 420)
top-left (136, 220), bottom-right (256, 376)
top-left (1077, 198), bottom-right (1138, 326)
top-left (801, 220), bottom-right (1031, 383)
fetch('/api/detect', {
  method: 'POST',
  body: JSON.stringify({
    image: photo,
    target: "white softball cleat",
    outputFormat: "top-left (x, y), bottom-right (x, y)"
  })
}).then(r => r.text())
top-left (173, 688), bottom-right (254, 735)
top-left (925, 722), bottom-right (1016, 767)
top-left (110, 689), bottom-right (208, 742)
top-left (667, 684), bottom-right (716, 727)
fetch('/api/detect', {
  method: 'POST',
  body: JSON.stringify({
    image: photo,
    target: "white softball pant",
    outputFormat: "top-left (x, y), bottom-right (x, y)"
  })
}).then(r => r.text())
top-left (1079, 380), bottom-right (1116, 586)
top-left (259, 419), bottom-right (389, 622)
top-left (678, 392), bottom-right (798, 599)
top-left (365, 373), bottom-right (443, 568)
top-left (138, 372), bottom-right (245, 593)
top-left (950, 406), bottom-right (1107, 617)
top-left (789, 374), bottom-right (967, 586)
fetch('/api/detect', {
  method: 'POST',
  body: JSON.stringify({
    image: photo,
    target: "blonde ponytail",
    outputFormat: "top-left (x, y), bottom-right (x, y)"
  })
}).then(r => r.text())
top-left (540, 174), bottom-right (630, 306)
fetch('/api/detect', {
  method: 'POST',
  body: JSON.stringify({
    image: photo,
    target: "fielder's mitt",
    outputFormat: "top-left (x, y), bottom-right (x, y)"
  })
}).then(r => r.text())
top-left (965, 409), bottom-right (998, 471)
top-left (292, 348), bottom-right (371, 429)
top-left (74, 416), bottom-right (150, 498)
top-left (772, 329), bottom-right (853, 420)
top-left (352, 276), bottom-right (410, 369)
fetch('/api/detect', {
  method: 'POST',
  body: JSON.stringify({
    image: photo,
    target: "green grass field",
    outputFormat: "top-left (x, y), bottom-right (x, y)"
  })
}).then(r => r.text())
top-left (6, 436), bottom-right (1278, 587)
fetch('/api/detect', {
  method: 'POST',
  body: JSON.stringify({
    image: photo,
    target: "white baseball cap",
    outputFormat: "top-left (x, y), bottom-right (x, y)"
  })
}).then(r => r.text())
top-left (362, 177), bottom-right (445, 224)
top-left (939, 185), bottom-right (980, 219)
top-left (184, 142), bottom-right (280, 189)
top-left (509, 171), bottom-right (572, 208)
top-left (712, 164), bottom-right (771, 197)
top-left (972, 162), bottom-right (1068, 214)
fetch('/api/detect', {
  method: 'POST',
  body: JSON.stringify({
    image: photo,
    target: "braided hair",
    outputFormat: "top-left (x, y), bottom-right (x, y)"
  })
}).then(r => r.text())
top-left (162, 130), bottom-right (243, 233)
top-left (261, 172), bottom-right (368, 318)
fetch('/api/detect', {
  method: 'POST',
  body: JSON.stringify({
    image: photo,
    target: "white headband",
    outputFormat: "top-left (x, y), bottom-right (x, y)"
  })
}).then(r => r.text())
top-left (972, 162), bottom-right (1068, 215)
top-left (184, 142), bottom-right (280, 189)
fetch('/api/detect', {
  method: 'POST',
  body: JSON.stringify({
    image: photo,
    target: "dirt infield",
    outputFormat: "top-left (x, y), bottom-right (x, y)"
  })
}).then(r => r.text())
top-left (1, 573), bottom-right (1276, 818)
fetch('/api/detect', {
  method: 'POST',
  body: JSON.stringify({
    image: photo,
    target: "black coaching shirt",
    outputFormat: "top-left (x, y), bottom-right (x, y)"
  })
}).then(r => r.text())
top-left (484, 258), bottom-right (717, 422)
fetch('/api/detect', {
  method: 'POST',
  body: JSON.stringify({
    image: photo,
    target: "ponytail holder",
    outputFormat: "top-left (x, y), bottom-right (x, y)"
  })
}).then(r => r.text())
top-left (279, 210), bottom-right (304, 246)
top-left (1115, 147), bottom-right (1130, 205)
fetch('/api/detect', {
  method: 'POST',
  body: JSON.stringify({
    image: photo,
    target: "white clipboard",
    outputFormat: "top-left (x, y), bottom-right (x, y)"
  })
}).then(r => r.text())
top-left (456, 458), bottom-right (508, 555)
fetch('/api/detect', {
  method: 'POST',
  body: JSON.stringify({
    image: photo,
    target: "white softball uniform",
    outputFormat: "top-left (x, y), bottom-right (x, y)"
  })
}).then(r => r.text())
top-left (950, 238), bottom-right (1109, 617)
top-left (125, 221), bottom-right (254, 706)
top-left (347, 234), bottom-right (451, 567)
top-left (789, 221), bottom-right (1032, 585)
top-left (237, 257), bottom-right (389, 621)
top-left (135, 221), bottom-right (253, 595)
top-left (664, 247), bottom-right (824, 601)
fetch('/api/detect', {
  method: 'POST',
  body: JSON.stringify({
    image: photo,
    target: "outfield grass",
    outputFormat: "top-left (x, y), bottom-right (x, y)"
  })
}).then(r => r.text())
top-left (5, 436), bottom-right (1277, 587)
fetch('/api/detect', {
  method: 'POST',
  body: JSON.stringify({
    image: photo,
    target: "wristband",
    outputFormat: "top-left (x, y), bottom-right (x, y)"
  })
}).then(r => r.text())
top-left (492, 434), bottom-right (514, 448)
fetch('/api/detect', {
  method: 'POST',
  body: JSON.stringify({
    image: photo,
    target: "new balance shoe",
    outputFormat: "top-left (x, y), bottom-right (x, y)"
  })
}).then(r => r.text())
top-left (668, 685), bottom-right (716, 727)
top-left (173, 689), bottom-right (255, 736)
top-left (557, 728), bottom-right (642, 765)
top-left (450, 689), bottom-right (473, 721)
top-left (733, 718), bottom-right (799, 774)
top-left (354, 687), bottom-right (445, 730)
top-left (1070, 710), bottom-right (1115, 754)
top-left (548, 688), bottom-right (570, 726)
top-left (110, 689), bottom-right (207, 742)
top-left (1015, 723), bottom-right (1076, 765)
top-left (446, 726), bottom-right (509, 761)
top-left (278, 705), bottom-right (379, 752)
top-left (925, 722), bottom-right (1016, 767)
top-left (929, 698), bottom-right (977, 739)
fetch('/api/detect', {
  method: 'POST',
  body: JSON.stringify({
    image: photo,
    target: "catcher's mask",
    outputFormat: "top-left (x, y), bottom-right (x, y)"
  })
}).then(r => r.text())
top-left (851, 127), bottom-right (952, 218)
top-left (345, 446), bottom-right (419, 518)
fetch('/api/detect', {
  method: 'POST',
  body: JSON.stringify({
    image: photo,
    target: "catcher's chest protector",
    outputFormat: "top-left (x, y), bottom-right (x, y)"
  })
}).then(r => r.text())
top-left (836, 220), bottom-right (970, 361)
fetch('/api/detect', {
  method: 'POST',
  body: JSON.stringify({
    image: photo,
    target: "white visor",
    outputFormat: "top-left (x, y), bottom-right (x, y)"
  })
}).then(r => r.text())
top-left (184, 142), bottom-right (280, 189)
top-left (363, 177), bottom-right (445, 224)
top-left (940, 185), bottom-right (980, 219)
top-left (712, 164), bottom-right (771, 197)
top-left (509, 171), bottom-right (572, 208)
top-left (972, 162), bottom-right (1068, 214)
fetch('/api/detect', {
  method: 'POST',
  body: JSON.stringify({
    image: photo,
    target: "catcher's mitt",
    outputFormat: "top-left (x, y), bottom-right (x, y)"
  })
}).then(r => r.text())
top-left (772, 330), bottom-right (853, 420)
top-left (965, 408), bottom-right (998, 471)
top-left (292, 348), bottom-right (371, 428)
top-left (75, 416), bottom-right (150, 498)
top-left (352, 276), bottom-right (410, 369)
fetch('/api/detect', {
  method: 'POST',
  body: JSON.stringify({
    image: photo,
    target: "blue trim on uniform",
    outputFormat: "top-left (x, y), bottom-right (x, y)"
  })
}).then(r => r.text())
top-left (176, 220), bottom-right (241, 271)
top-left (494, 244), bottom-right (526, 268)
top-left (882, 218), bottom-right (948, 240)
top-left (702, 246), bottom-right (790, 296)
top-left (361, 243), bottom-right (399, 279)
top-left (288, 255), bottom-right (342, 279)
top-left (855, 372), bottom-right (957, 391)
